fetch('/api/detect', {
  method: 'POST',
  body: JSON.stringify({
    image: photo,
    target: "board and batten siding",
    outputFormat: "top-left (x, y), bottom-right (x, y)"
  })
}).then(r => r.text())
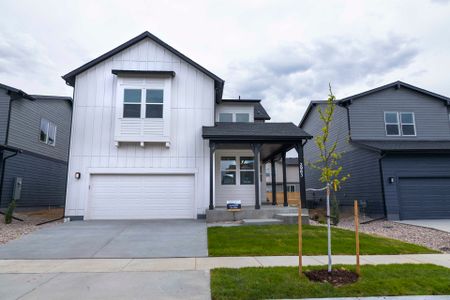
top-left (65, 38), bottom-right (215, 217)
top-left (301, 104), bottom-right (385, 215)
top-left (348, 87), bottom-right (450, 140)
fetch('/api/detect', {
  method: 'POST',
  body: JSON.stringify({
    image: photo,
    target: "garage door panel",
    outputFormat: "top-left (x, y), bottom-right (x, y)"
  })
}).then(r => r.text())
top-left (398, 177), bottom-right (450, 220)
top-left (88, 174), bottom-right (195, 220)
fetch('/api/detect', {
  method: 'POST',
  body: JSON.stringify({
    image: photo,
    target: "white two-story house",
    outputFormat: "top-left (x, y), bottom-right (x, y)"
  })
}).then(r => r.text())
top-left (62, 31), bottom-right (311, 220)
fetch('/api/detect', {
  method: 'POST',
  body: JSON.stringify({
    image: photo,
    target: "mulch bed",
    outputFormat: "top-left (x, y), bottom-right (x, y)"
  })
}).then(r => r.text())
top-left (305, 269), bottom-right (359, 286)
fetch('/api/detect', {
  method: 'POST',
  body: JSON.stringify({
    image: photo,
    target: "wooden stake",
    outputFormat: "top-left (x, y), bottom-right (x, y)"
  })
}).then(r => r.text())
top-left (354, 200), bottom-right (360, 275)
top-left (298, 199), bottom-right (303, 276)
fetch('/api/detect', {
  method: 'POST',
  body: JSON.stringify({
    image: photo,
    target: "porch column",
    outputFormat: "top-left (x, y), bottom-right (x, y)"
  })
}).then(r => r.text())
top-left (209, 141), bottom-right (216, 210)
top-left (282, 152), bottom-right (288, 207)
top-left (271, 159), bottom-right (277, 205)
top-left (252, 143), bottom-right (262, 209)
top-left (295, 143), bottom-right (306, 209)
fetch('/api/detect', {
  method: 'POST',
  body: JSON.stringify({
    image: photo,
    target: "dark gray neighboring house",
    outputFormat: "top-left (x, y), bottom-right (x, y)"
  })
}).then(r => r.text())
top-left (0, 83), bottom-right (72, 209)
top-left (300, 81), bottom-right (450, 220)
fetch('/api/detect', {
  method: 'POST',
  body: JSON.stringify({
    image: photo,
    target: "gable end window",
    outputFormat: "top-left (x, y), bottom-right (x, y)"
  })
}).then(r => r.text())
top-left (219, 113), bottom-right (233, 122)
top-left (384, 112), bottom-right (416, 136)
top-left (39, 118), bottom-right (57, 146)
top-left (123, 88), bottom-right (164, 119)
top-left (384, 112), bottom-right (400, 136)
top-left (400, 112), bottom-right (416, 136)
top-left (236, 113), bottom-right (250, 122)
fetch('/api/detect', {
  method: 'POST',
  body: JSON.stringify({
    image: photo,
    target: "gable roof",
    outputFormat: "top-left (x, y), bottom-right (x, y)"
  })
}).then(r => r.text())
top-left (339, 81), bottom-right (450, 105)
top-left (299, 81), bottom-right (450, 128)
top-left (0, 82), bottom-right (35, 100)
top-left (62, 31), bottom-right (225, 101)
top-left (254, 103), bottom-right (271, 120)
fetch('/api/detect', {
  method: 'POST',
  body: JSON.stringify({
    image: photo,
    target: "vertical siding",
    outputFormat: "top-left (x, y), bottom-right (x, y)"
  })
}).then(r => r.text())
top-left (0, 88), bottom-right (11, 144)
top-left (301, 104), bottom-right (384, 215)
top-left (1, 153), bottom-right (67, 208)
top-left (381, 153), bottom-right (450, 220)
top-left (8, 99), bottom-right (72, 162)
top-left (349, 87), bottom-right (450, 140)
top-left (65, 38), bottom-right (215, 217)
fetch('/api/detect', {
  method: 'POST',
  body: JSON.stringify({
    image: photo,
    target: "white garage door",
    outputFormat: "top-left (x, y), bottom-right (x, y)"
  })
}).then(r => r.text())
top-left (87, 174), bottom-right (195, 220)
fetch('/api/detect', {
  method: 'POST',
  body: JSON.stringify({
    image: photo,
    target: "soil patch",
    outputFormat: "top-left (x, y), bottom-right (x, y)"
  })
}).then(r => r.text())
top-left (305, 269), bottom-right (359, 286)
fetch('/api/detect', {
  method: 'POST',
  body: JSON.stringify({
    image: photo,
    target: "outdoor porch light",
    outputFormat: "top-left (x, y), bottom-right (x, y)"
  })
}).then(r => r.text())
top-left (388, 177), bottom-right (395, 184)
top-left (75, 172), bottom-right (81, 180)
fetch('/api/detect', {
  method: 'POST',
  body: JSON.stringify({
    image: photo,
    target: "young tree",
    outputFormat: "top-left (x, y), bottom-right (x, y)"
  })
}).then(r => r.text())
top-left (311, 84), bottom-right (349, 273)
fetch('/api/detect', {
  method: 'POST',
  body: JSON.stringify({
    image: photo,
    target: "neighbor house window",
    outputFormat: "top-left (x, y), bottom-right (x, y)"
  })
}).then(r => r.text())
top-left (240, 156), bottom-right (255, 184)
top-left (221, 157), bottom-right (236, 185)
top-left (287, 185), bottom-right (295, 192)
top-left (219, 113), bottom-right (233, 122)
top-left (39, 118), bottom-right (56, 146)
top-left (123, 89), bottom-right (141, 118)
top-left (400, 112), bottom-right (416, 136)
top-left (384, 112), bottom-right (400, 136)
top-left (236, 113), bottom-right (250, 122)
top-left (146, 89), bottom-right (164, 118)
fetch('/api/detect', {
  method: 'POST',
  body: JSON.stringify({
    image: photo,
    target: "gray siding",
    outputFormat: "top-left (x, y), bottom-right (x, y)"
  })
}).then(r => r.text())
top-left (301, 104), bottom-right (384, 215)
top-left (0, 88), bottom-right (11, 144)
top-left (349, 87), bottom-right (450, 140)
top-left (8, 98), bottom-right (72, 162)
top-left (381, 154), bottom-right (450, 220)
top-left (0, 152), bottom-right (68, 208)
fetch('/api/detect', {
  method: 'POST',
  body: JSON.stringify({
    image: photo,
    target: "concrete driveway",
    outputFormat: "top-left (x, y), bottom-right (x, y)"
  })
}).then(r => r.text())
top-left (0, 220), bottom-right (207, 259)
top-left (396, 219), bottom-right (450, 233)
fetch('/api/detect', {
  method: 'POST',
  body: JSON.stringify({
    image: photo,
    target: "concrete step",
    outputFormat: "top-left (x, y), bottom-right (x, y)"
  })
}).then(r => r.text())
top-left (242, 218), bottom-right (283, 226)
top-left (274, 213), bottom-right (310, 225)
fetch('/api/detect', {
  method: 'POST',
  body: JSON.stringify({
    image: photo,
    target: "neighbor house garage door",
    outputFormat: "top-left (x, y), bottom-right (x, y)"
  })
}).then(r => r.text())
top-left (87, 174), bottom-right (195, 220)
top-left (398, 177), bottom-right (450, 220)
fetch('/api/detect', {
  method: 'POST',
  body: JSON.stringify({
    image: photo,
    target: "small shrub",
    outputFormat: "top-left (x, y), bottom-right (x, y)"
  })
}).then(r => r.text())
top-left (4, 199), bottom-right (16, 224)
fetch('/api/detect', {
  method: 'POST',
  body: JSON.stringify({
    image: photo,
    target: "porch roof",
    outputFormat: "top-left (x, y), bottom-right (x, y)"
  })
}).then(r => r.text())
top-left (202, 122), bottom-right (312, 142)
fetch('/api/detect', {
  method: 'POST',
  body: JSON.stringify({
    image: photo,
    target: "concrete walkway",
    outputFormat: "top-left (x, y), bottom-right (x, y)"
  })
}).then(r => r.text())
top-left (0, 254), bottom-right (448, 273)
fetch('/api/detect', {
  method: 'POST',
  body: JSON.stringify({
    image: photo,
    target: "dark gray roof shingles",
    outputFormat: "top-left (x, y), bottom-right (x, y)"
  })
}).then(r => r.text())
top-left (254, 103), bottom-right (271, 120)
top-left (202, 122), bottom-right (312, 141)
top-left (352, 140), bottom-right (450, 152)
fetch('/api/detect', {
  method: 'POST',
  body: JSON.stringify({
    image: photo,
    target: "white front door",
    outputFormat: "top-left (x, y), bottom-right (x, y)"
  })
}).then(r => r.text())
top-left (87, 174), bottom-right (195, 220)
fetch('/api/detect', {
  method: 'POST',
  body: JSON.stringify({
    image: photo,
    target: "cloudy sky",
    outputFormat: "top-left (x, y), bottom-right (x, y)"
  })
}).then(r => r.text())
top-left (1, 0), bottom-right (449, 123)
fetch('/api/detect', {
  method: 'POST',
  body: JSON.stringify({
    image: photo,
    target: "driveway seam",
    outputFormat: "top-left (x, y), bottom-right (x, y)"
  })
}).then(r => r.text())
top-left (16, 272), bottom-right (60, 300)
top-left (91, 223), bottom-right (130, 258)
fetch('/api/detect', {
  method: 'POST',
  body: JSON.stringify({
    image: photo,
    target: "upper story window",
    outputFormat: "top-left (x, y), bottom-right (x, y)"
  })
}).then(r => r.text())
top-left (218, 112), bottom-right (250, 123)
top-left (384, 112), bottom-right (416, 136)
top-left (39, 118), bottom-right (57, 146)
top-left (236, 113), bottom-right (250, 122)
top-left (123, 88), bottom-right (164, 119)
top-left (219, 113), bottom-right (233, 122)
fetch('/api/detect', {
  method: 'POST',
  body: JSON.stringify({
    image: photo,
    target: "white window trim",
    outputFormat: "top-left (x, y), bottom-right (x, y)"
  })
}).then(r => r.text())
top-left (39, 118), bottom-right (57, 147)
top-left (239, 156), bottom-right (255, 185)
top-left (114, 77), bottom-right (172, 144)
top-left (218, 113), bottom-right (233, 123)
top-left (220, 156), bottom-right (237, 185)
top-left (384, 112), bottom-right (400, 136)
top-left (400, 112), bottom-right (416, 136)
top-left (219, 155), bottom-right (256, 186)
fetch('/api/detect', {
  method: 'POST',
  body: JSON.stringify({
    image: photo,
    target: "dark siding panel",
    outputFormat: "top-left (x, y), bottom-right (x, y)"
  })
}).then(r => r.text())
top-left (349, 87), bottom-right (450, 140)
top-left (8, 98), bottom-right (72, 162)
top-left (0, 153), bottom-right (67, 208)
top-left (0, 88), bottom-right (10, 144)
top-left (301, 105), bottom-right (384, 216)
top-left (381, 154), bottom-right (450, 220)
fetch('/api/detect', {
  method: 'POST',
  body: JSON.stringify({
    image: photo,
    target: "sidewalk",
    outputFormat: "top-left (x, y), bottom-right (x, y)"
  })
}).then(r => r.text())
top-left (0, 254), bottom-right (448, 273)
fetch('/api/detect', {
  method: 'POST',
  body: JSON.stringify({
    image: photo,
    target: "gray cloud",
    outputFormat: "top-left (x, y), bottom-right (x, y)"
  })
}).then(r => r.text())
top-left (226, 35), bottom-right (419, 102)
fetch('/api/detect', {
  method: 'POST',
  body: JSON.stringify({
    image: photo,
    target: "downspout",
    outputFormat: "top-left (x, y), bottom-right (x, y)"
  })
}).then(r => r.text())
top-left (378, 151), bottom-right (388, 219)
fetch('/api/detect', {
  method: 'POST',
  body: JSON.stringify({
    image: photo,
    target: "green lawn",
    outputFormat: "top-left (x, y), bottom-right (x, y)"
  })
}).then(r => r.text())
top-left (208, 224), bottom-right (437, 256)
top-left (211, 264), bottom-right (450, 300)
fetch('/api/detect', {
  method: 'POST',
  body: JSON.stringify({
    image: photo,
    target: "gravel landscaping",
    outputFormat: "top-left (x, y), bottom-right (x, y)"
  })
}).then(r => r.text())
top-left (333, 217), bottom-right (450, 253)
top-left (0, 209), bottom-right (63, 245)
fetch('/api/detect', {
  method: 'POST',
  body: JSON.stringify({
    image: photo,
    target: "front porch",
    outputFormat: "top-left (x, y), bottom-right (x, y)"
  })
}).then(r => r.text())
top-left (202, 122), bottom-right (312, 220)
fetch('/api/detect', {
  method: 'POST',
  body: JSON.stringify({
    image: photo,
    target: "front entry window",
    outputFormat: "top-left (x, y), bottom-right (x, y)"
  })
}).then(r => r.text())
top-left (240, 156), bottom-right (254, 184)
top-left (221, 157), bottom-right (236, 185)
